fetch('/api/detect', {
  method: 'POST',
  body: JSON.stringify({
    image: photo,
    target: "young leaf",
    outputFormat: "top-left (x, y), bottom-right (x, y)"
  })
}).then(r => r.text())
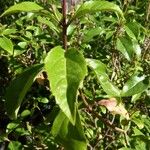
top-left (1, 2), bottom-right (43, 17)
top-left (72, 1), bottom-right (124, 21)
top-left (5, 64), bottom-right (44, 119)
top-left (86, 59), bottom-right (121, 97)
top-left (121, 75), bottom-right (149, 97)
top-left (0, 36), bottom-right (13, 55)
top-left (51, 111), bottom-right (87, 150)
top-left (45, 46), bottom-right (87, 124)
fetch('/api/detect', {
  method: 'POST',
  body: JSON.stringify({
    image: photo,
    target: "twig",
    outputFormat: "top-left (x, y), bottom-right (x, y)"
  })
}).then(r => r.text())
top-left (79, 90), bottom-right (125, 133)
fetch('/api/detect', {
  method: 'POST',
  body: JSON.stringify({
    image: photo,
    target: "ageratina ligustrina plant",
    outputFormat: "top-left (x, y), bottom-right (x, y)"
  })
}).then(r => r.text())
top-left (0, 0), bottom-right (149, 149)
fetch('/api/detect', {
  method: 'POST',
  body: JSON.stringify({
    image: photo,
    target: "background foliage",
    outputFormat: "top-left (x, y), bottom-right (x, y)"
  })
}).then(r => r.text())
top-left (0, 0), bottom-right (150, 149)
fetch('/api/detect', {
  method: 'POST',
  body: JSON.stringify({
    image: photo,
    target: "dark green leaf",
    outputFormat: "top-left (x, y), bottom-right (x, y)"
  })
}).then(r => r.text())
top-left (125, 22), bottom-right (140, 39)
top-left (116, 36), bottom-right (134, 61)
top-left (5, 64), bottom-right (44, 119)
top-left (0, 36), bottom-right (13, 55)
top-left (45, 46), bottom-right (87, 124)
top-left (51, 111), bottom-right (87, 150)
top-left (83, 27), bottom-right (104, 43)
top-left (86, 59), bottom-right (121, 97)
top-left (1, 2), bottom-right (43, 17)
top-left (121, 75), bottom-right (149, 97)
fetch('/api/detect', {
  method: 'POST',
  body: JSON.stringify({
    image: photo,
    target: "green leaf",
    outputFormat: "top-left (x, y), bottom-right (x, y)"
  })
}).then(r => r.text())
top-left (83, 27), bottom-right (104, 43)
top-left (116, 36), bottom-right (134, 61)
top-left (72, 1), bottom-right (124, 21)
top-left (125, 22), bottom-right (140, 39)
top-left (5, 64), bottom-right (44, 119)
top-left (0, 36), bottom-right (13, 55)
top-left (37, 97), bottom-right (49, 103)
top-left (1, 2), bottom-right (43, 17)
top-left (2, 28), bottom-right (17, 35)
top-left (37, 16), bottom-right (59, 33)
top-left (86, 59), bottom-right (121, 97)
top-left (45, 46), bottom-right (87, 124)
top-left (121, 75), bottom-right (149, 97)
top-left (7, 123), bottom-right (19, 130)
top-left (124, 25), bottom-right (137, 40)
top-left (21, 110), bottom-right (31, 118)
top-left (132, 117), bottom-right (144, 129)
top-left (51, 111), bottom-right (87, 150)
top-left (8, 141), bottom-right (22, 150)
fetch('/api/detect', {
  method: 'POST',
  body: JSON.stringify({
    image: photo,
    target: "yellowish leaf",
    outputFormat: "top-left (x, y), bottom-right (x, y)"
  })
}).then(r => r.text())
top-left (98, 98), bottom-right (130, 120)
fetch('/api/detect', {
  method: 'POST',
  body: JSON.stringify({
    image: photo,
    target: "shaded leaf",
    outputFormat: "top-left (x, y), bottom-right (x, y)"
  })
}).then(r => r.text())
top-left (116, 36), bottom-right (134, 61)
top-left (83, 27), bottom-right (104, 43)
top-left (0, 36), bottom-right (13, 55)
top-left (45, 46), bottom-right (87, 124)
top-left (86, 59), bottom-right (121, 97)
top-left (51, 111), bottom-right (87, 150)
top-left (5, 64), bottom-right (44, 119)
top-left (121, 75), bottom-right (149, 97)
top-left (125, 22), bottom-right (140, 39)
top-left (1, 2), bottom-right (43, 17)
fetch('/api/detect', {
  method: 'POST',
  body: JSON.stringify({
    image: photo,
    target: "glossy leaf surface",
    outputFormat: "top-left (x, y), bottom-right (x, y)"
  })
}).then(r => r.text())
top-left (5, 64), bottom-right (44, 119)
top-left (121, 75), bottom-right (149, 97)
top-left (86, 59), bottom-right (121, 97)
top-left (45, 46), bottom-right (87, 124)
top-left (73, 1), bottom-right (124, 21)
top-left (1, 2), bottom-right (43, 17)
top-left (51, 111), bottom-right (87, 150)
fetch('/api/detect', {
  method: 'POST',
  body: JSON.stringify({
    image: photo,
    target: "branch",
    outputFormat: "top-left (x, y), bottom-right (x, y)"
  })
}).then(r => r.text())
top-left (79, 90), bottom-right (126, 133)
top-left (62, 0), bottom-right (67, 50)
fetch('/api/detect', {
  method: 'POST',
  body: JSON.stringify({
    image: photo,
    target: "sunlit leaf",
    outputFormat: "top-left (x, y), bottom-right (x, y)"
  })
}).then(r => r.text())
top-left (121, 75), bottom-right (149, 97)
top-left (5, 64), bottom-right (44, 119)
top-left (1, 2), bottom-right (43, 17)
top-left (51, 111), bottom-right (87, 150)
top-left (132, 117), bottom-right (144, 129)
top-left (45, 46), bottom-right (87, 124)
top-left (0, 36), bottom-right (13, 55)
top-left (8, 141), bottom-right (22, 150)
top-left (72, 1), bottom-right (124, 21)
top-left (86, 59), bottom-right (121, 97)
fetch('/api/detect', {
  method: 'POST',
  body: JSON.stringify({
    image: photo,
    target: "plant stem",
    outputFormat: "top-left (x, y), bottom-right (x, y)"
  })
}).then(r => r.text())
top-left (62, 0), bottom-right (67, 50)
top-left (79, 89), bottom-right (126, 133)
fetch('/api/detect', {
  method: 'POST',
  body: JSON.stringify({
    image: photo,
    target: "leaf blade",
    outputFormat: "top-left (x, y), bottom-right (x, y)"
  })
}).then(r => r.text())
top-left (45, 46), bottom-right (87, 124)
top-left (121, 75), bottom-right (149, 97)
top-left (1, 2), bottom-right (43, 17)
top-left (86, 59), bottom-right (121, 97)
top-left (51, 111), bottom-right (87, 150)
top-left (5, 64), bottom-right (44, 119)
top-left (73, 1), bottom-right (124, 21)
